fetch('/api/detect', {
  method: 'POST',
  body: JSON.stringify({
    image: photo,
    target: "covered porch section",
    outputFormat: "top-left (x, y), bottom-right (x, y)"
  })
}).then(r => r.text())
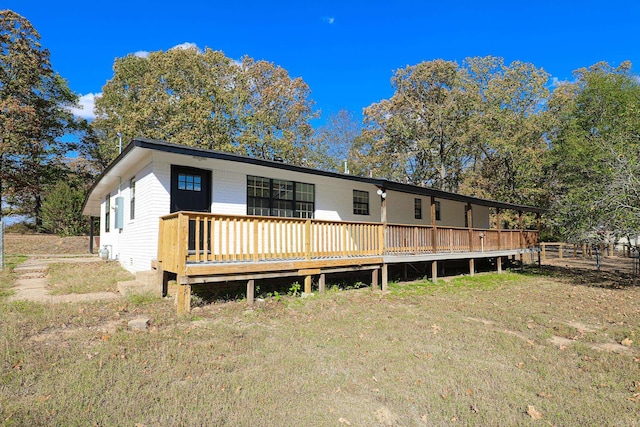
top-left (157, 208), bottom-right (541, 314)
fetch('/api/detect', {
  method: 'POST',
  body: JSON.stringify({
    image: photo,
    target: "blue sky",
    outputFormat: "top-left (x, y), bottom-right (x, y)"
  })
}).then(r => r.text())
top-left (4, 0), bottom-right (640, 124)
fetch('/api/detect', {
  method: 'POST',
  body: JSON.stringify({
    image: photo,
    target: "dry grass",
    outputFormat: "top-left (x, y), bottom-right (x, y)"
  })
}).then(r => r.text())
top-left (4, 233), bottom-right (90, 255)
top-left (1, 254), bottom-right (639, 426)
top-left (47, 261), bottom-right (133, 295)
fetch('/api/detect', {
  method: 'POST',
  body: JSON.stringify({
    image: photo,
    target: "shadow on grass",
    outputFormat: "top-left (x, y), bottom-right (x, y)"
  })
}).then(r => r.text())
top-left (524, 263), bottom-right (638, 290)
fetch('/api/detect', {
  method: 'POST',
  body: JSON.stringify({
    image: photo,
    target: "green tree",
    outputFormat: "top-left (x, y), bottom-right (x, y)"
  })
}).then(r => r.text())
top-left (90, 47), bottom-right (318, 169)
top-left (460, 56), bottom-right (551, 208)
top-left (0, 10), bottom-right (80, 226)
top-left (306, 109), bottom-right (361, 172)
top-left (235, 57), bottom-right (317, 162)
top-left (91, 47), bottom-right (239, 166)
top-left (358, 60), bottom-right (475, 190)
top-left (549, 61), bottom-right (640, 242)
top-left (40, 180), bottom-right (89, 236)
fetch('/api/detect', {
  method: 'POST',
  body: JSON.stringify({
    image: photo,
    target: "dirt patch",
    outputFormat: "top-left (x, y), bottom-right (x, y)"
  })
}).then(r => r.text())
top-left (563, 320), bottom-right (599, 333)
top-left (548, 335), bottom-right (575, 348)
top-left (592, 342), bottom-right (635, 354)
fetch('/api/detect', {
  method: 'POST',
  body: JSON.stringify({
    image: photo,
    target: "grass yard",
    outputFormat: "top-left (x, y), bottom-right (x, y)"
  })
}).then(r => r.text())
top-left (0, 235), bottom-right (638, 425)
top-left (47, 261), bottom-right (133, 295)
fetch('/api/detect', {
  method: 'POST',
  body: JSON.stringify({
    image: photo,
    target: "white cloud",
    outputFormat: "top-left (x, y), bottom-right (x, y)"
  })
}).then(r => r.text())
top-left (550, 77), bottom-right (569, 88)
top-left (134, 50), bottom-right (149, 58)
top-left (170, 42), bottom-right (200, 52)
top-left (67, 93), bottom-right (100, 120)
top-left (321, 16), bottom-right (335, 24)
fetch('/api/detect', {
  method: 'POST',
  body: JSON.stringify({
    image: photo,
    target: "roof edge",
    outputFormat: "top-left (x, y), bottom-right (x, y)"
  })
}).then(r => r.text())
top-left (83, 137), bottom-right (546, 215)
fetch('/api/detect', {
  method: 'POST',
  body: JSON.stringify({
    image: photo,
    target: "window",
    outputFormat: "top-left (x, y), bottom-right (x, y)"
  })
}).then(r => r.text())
top-left (414, 198), bottom-right (422, 219)
top-left (435, 201), bottom-right (441, 221)
top-left (247, 175), bottom-right (315, 218)
top-left (130, 177), bottom-right (136, 220)
top-left (177, 173), bottom-right (201, 191)
top-left (105, 193), bottom-right (110, 232)
top-left (295, 182), bottom-right (315, 219)
top-left (353, 190), bottom-right (369, 215)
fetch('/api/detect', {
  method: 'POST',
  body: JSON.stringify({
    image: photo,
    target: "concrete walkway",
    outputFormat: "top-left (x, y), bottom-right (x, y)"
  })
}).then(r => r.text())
top-left (7, 255), bottom-right (121, 303)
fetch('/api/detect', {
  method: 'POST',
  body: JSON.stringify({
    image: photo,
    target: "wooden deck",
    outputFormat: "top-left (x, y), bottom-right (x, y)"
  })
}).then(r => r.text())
top-left (157, 212), bottom-right (540, 313)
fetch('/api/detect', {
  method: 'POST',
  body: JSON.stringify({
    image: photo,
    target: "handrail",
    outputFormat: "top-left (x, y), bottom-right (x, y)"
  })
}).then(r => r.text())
top-left (157, 212), bottom-right (540, 274)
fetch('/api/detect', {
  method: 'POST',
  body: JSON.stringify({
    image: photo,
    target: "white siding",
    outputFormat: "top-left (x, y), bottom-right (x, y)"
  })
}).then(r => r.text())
top-left (98, 149), bottom-right (492, 273)
top-left (115, 161), bottom-right (169, 273)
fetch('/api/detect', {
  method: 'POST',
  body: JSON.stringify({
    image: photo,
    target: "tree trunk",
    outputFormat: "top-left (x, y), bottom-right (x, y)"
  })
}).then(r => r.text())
top-left (34, 193), bottom-right (42, 229)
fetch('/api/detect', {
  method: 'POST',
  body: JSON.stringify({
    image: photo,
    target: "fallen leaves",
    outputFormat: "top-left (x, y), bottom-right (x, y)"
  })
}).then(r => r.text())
top-left (527, 405), bottom-right (543, 420)
top-left (338, 417), bottom-right (351, 425)
top-left (621, 338), bottom-right (633, 347)
top-left (627, 393), bottom-right (640, 402)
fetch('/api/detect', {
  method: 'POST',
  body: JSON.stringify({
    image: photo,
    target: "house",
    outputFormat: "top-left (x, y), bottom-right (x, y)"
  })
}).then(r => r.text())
top-left (82, 138), bottom-right (543, 312)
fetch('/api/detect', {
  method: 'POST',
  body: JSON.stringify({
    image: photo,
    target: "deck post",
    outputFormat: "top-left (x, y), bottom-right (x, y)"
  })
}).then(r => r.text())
top-left (582, 243), bottom-right (586, 258)
top-left (467, 203), bottom-right (473, 252)
top-left (469, 258), bottom-right (475, 276)
top-left (304, 275), bottom-right (312, 294)
top-left (430, 196), bottom-right (437, 254)
top-left (497, 256), bottom-right (502, 274)
top-left (247, 279), bottom-right (255, 304)
top-left (304, 220), bottom-right (312, 260)
top-left (518, 210), bottom-right (524, 267)
top-left (380, 189), bottom-right (388, 255)
top-left (319, 273), bottom-right (326, 293)
top-left (176, 282), bottom-right (191, 315)
top-left (536, 212), bottom-right (541, 266)
top-left (431, 261), bottom-right (438, 282)
top-left (381, 264), bottom-right (388, 292)
top-left (496, 208), bottom-right (502, 250)
top-left (177, 213), bottom-right (188, 277)
top-left (559, 244), bottom-right (563, 259)
top-left (372, 268), bottom-right (379, 291)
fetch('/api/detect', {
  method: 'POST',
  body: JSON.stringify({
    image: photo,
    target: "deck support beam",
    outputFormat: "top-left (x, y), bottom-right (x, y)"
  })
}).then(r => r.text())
top-left (157, 262), bottom-right (171, 297)
top-left (431, 261), bottom-right (438, 282)
top-left (497, 256), bottom-right (502, 274)
top-left (469, 258), bottom-right (475, 276)
top-left (319, 273), bottom-right (326, 293)
top-left (372, 268), bottom-right (379, 291)
top-left (247, 279), bottom-right (255, 304)
top-left (176, 281), bottom-right (191, 315)
top-left (304, 275), bottom-right (312, 294)
top-left (381, 264), bottom-right (388, 292)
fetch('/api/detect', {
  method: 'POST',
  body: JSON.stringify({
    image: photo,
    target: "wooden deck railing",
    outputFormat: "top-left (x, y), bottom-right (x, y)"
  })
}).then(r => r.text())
top-left (158, 212), bottom-right (540, 275)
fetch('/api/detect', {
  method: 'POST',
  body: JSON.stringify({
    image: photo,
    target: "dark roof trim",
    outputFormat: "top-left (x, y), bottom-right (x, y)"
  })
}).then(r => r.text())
top-left (84, 137), bottom-right (545, 214)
